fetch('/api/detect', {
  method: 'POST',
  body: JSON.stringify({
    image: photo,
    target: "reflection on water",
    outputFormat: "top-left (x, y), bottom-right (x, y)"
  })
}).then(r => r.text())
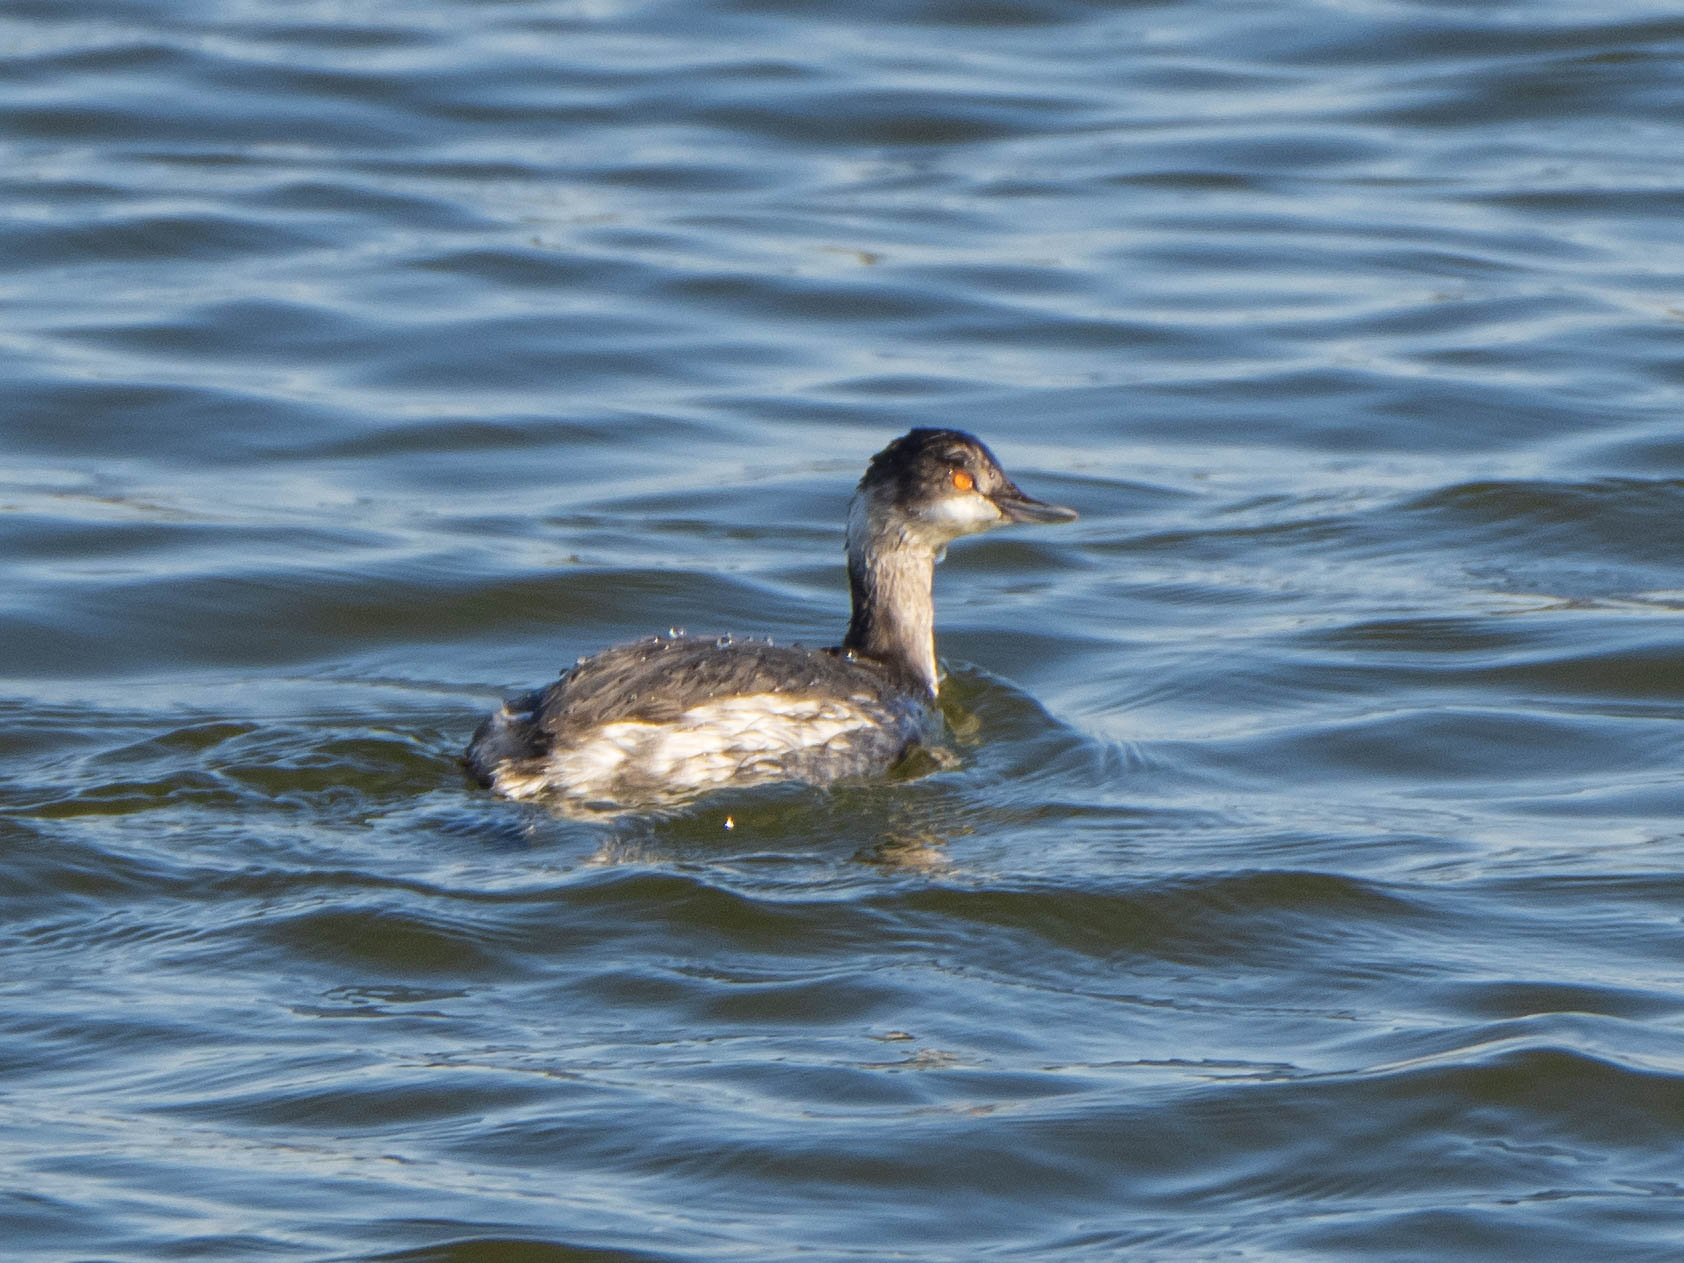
top-left (5, 0), bottom-right (1684, 1258)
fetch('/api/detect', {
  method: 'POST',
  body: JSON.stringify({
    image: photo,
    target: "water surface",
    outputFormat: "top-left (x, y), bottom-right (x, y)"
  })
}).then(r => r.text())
top-left (4, 0), bottom-right (1684, 1259)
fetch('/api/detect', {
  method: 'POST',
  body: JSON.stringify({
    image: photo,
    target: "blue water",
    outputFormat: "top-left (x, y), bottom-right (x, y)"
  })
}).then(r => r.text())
top-left (5, 0), bottom-right (1684, 1259)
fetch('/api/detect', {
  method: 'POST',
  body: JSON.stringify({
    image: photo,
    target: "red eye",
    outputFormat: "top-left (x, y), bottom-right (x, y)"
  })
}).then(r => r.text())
top-left (951, 469), bottom-right (975, 492)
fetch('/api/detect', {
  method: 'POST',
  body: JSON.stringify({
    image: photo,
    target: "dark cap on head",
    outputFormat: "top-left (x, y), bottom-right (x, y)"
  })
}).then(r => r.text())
top-left (858, 428), bottom-right (1077, 525)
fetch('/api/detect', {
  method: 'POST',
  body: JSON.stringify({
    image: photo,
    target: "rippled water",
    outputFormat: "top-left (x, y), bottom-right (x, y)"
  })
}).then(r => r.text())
top-left (5, 0), bottom-right (1684, 1258)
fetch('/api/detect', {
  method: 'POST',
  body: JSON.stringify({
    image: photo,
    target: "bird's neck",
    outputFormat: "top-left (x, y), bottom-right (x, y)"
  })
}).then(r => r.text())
top-left (841, 497), bottom-right (940, 697)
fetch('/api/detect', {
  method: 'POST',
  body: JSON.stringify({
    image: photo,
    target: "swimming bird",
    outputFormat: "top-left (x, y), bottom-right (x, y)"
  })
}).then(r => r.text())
top-left (466, 428), bottom-right (1076, 813)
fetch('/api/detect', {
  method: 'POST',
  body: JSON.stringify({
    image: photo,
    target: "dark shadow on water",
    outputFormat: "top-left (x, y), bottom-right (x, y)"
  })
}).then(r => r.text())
top-left (368, 1237), bottom-right (683, 1263)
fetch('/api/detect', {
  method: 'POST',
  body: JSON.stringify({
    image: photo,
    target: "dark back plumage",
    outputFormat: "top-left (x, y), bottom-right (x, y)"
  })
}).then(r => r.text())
top-left (539, 635), bottom-right (904, 733)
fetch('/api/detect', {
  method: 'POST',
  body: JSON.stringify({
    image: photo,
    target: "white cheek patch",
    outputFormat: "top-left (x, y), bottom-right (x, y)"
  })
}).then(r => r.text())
top-left (925, 493), bottom-right (1002, 534)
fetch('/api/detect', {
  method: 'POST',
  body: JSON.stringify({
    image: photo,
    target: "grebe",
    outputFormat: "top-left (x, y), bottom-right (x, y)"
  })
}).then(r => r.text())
top-left (466, 428), bottom-right (1076, 813)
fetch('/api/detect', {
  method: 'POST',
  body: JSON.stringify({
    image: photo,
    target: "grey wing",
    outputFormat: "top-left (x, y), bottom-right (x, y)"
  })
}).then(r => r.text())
top-left (537, 636), bottom-right (895, 733)
top-left (466, 635), bottom-right (928, 793)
